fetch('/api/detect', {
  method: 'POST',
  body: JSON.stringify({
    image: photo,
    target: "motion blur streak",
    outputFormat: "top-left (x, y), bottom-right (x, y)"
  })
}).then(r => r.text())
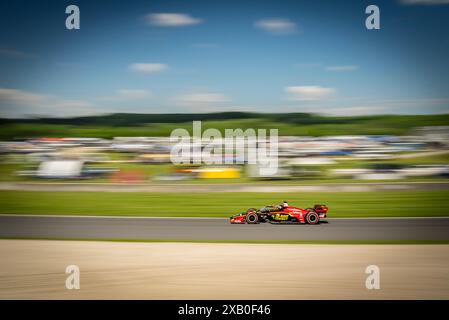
top-left (0, 240), bottom-right (448, 299)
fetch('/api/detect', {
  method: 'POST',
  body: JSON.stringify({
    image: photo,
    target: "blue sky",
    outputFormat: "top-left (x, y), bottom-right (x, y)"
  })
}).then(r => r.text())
top-left (0, 0), bottom-right (449, 117)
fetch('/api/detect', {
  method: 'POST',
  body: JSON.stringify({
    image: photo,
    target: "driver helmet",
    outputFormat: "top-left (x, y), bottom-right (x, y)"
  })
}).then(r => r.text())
top-left (282, 201), bottom-right (289, 208)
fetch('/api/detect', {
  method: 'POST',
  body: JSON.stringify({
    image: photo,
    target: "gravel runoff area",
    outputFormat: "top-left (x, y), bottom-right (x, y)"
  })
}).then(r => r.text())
top-left (0, 240), bottom-right (448, 299)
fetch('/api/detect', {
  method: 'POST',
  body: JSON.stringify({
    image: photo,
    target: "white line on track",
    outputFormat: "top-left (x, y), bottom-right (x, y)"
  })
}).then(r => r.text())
top-left (0, 214), bottom-right (448, 220)
top-left (0, 214), bottom-right (225, 220)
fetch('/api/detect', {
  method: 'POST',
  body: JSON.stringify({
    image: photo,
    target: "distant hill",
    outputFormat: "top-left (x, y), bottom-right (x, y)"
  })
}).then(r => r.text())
top-left (1, 112), bottom-right (448, 139)
top-left (0, 112), bottom-right (370, 126)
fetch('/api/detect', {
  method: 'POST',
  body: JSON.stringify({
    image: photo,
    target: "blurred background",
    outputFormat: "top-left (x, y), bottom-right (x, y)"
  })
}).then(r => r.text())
top-left (1, 0), bottom-right (448, 217)
top-left (1, 113), bottom-right (449, 184)
top-left (2, 1), bottom-right (449, 302)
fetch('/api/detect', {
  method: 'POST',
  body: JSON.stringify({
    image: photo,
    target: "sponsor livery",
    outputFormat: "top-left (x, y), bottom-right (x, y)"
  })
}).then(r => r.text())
top-left (230, 203), bottom-right (328, 225)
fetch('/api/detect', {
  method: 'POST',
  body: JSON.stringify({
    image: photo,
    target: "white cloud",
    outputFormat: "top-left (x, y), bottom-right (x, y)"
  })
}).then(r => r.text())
top-left (145, 13), bottom-right (202, 27)
top-left (0, 88), bottom-right (96, 118)
top-left (255, 18), bottom-right (298, 35)
top-left (400, 0), bottom-right (449, 5)
top-left (352, 98), bottom-right (449, 114)
top-left (326, 65), bottom-right (358, 72)
top-left (129, 63), bottom-right (168, 73)
top-left (295, 63), bottom-right (358, 71)
top-left (297, 97), bottom-right (449, 115)
top-left (285, 86), bottom-right (336, 101)
top-left (0, 48), bottom-right (31, 58)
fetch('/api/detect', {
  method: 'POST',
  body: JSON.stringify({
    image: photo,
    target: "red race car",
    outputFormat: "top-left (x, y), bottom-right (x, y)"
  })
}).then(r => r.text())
top-left (230, 201), bottom-right (328, 225)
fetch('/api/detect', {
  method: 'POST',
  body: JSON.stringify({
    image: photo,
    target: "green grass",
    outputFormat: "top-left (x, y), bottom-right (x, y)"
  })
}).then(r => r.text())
top-left (2, 113), bottom-right (449, 139)
top-left (1, 237), bottom-right (448, 245)
top-left (0, 190), bottom-right (448, 218)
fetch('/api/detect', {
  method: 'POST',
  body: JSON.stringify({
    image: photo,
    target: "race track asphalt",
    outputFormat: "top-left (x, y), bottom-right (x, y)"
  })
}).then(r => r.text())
top-left (0, 215), bottom-right (448, 241)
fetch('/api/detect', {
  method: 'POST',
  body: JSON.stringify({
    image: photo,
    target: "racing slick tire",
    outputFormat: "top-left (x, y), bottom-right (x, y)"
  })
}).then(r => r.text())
top-left (246, 212), bottom-right (259, 224)
top-left (305, 211), bottom-right (320, 225)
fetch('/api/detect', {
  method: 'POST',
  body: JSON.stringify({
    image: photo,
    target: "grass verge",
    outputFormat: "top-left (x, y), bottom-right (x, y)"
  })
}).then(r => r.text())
top-left (1, 190), bottom-right (449, 218)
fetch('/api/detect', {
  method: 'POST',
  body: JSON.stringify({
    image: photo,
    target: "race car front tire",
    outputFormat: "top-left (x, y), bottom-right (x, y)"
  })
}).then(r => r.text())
top-left (246, 212), bottom-right (259, 224)
top-left (306, 211), bottom-right (320, 225)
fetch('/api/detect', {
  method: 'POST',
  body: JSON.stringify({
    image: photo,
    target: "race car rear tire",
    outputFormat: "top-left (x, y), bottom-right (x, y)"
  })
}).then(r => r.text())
top-left (247, 208), bottom-right (257, 214)
top-left (306, 211), bottom-right (320, 225)
top-left (246, 212), bottom-right (259, 224)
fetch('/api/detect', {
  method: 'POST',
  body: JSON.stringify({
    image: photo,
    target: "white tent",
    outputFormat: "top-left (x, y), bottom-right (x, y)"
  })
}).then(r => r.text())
top-left (37, 160), bottom-right (83, 178)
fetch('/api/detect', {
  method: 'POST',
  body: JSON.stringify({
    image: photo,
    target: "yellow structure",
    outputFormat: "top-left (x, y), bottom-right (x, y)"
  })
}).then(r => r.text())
top-left (197, 167), bottom-right (240, 179)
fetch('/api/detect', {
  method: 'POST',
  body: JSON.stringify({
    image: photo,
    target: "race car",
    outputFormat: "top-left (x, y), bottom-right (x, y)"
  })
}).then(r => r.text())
top-left (230, 202), bottom-right (328, 225)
